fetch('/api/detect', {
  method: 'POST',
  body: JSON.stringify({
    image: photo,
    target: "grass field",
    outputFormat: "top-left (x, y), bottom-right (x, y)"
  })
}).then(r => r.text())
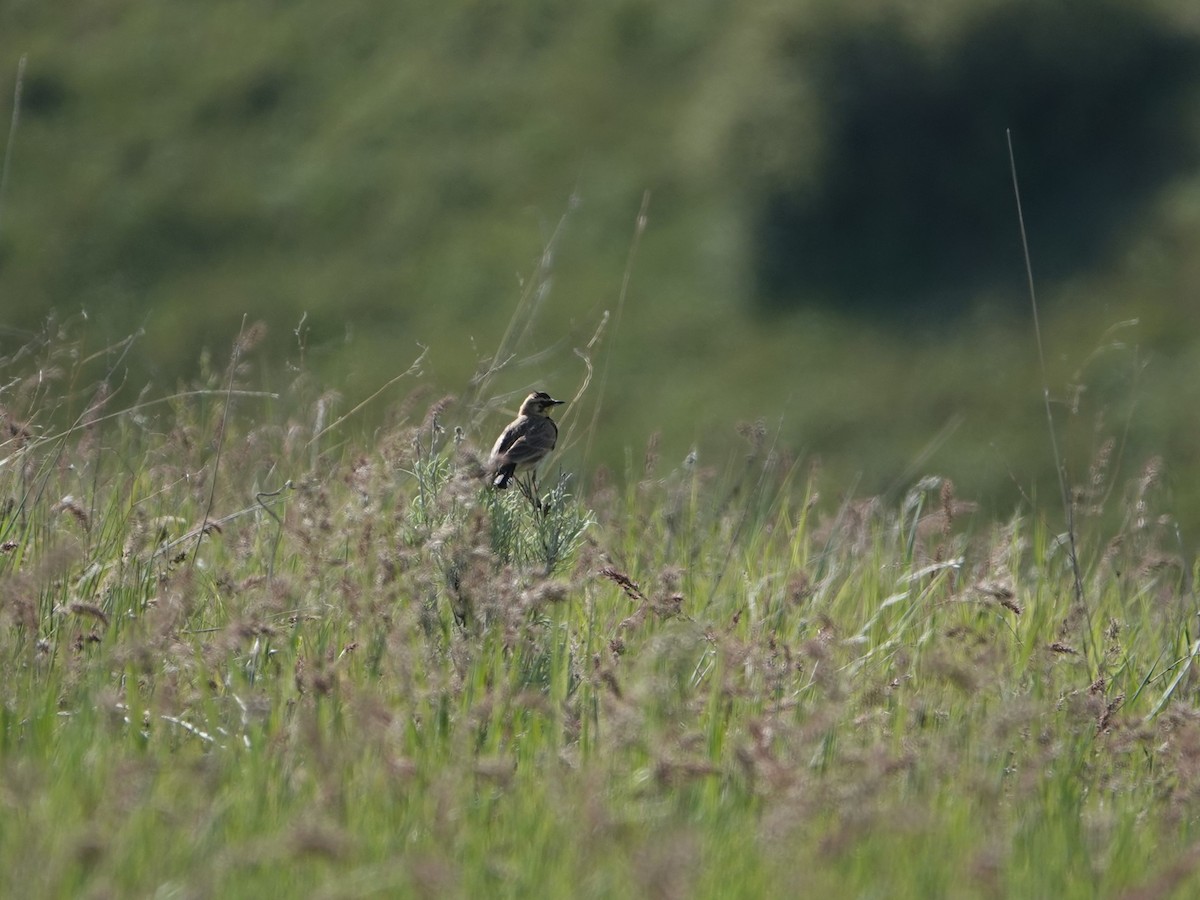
top-left (1, 325), bottom-right (1198, 899)
top-left (4, 3), bottom-right (1200, 894)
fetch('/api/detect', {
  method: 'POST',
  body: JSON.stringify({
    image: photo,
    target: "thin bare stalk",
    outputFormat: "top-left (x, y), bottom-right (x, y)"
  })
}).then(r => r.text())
top-left (0, 55), bottom-right (25, 236)
top-left (1007, 130), bottom-right (1088, 624)
top-left (192, 318), bottom-right (245, 566)
top-left (304, 345), bottom-right (428, 450)
top-left (581, 191), bottom-right (650, 474)
top-left (465, 198), bottom-right (577, 431)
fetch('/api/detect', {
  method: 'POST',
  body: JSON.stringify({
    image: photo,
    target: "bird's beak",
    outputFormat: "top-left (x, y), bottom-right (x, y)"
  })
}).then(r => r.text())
top-left (550, 399), bottom-right (565, 406)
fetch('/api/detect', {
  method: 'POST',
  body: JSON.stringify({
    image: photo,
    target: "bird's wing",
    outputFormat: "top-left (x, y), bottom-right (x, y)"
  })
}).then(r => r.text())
top-left (489, 419), bottom-right (526, 462)
top-left (494, 419), bottom-right (557, 467)
top-left (498, 435), bottom-right (542, 467)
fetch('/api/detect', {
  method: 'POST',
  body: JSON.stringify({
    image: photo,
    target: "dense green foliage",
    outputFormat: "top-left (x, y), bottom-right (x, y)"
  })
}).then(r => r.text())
top-left (1, 333), bottom-right (1199, 897)
top-left (3, 0), bottom-right (1200, 514)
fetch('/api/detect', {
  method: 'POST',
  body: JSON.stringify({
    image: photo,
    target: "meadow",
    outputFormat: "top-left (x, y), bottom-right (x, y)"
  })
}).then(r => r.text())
top-left (1, 321), bottom-right (1198, 899)
top-left (4, 2), bottom-right (1200, 895)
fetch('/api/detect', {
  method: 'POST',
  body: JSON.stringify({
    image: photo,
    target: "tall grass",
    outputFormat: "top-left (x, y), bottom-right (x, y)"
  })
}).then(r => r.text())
top-left (0, 323), bottom-right (1198, 899)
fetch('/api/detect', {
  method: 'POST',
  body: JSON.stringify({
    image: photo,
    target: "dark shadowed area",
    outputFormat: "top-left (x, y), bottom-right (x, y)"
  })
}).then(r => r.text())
top-left (752, 2), bottom-right (1200, 314)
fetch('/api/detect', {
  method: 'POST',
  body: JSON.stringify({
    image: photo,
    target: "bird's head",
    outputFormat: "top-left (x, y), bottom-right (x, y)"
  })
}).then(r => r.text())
top-left (519, 391), bottom-right (564, 417)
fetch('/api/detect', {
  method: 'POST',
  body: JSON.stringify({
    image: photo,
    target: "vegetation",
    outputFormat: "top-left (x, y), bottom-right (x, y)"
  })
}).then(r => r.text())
top-left (1, 324), bottom-right (1198, 898)
top-left (3, 2), bottom-right (1200, 892)
top-left (3, 1), bottom-right (1200, 514)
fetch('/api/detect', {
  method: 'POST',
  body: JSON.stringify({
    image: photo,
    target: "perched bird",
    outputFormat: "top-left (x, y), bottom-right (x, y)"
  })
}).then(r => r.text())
top-left (487, 391), bottom-right (564, 489)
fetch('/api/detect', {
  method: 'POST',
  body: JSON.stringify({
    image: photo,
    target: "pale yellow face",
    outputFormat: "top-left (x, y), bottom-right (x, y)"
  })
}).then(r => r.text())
top-left (519, 392), bottom-right (563, 417)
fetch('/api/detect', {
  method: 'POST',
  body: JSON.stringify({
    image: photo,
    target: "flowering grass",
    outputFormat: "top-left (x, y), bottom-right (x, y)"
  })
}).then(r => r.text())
top-left (1, 330), bottom-right (1198, 899)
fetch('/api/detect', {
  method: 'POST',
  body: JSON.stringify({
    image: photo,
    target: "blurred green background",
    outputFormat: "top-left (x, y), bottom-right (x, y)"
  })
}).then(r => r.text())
top-left (3, 0), bottom-right (1200, 519)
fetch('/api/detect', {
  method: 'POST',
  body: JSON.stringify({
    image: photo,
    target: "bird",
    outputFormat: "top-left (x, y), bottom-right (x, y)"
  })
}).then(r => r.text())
top-left (487, 391), bottom-right (564, 490)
